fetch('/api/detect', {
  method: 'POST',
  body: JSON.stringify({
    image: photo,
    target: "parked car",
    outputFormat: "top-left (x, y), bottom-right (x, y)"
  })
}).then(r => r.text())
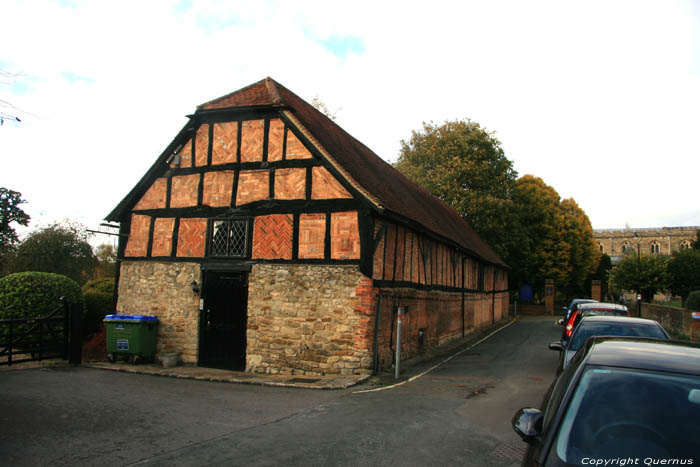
top-left (558, 302), bottom-right (629, 346)
top-left (513, 338), bottom-right (700, 465)
top-left (561, 298), bottom-right (597, 320)
top-left (549, 316), bottom-right (670, 373)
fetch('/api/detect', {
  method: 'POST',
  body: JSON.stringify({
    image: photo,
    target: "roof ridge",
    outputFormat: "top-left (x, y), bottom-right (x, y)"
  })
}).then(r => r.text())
top-left (264, 77), bottom-right (284, 105)
top-left (197, 78), bottom-right (268, 110)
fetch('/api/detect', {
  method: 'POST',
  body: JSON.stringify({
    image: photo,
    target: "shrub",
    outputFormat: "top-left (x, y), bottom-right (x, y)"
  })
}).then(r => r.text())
top-left (687, 291), bottom-right (700, 311)
top-left (82, 278), bottom-right (115, 338)
top-left (0, 271), bottom-right (83, 321)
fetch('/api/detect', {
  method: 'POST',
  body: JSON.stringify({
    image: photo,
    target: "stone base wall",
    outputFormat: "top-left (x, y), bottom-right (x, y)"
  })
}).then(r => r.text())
top-left (115, 260), bottom-right (510, 375)
top-left (373, 288), bottom-right (510, 371)
top-left (246, 264), bottom-right (375, 376)
top-left (116, 261), bottom-right (201, 363)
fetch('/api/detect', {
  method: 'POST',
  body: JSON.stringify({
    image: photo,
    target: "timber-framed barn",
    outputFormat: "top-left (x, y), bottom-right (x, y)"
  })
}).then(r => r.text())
top-left (107, 77), bottom-right (510, 376)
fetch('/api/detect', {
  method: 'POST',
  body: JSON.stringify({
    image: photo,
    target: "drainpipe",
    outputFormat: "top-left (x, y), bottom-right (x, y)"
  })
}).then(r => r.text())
top-left (395, 306), bottom-right (403, 379)
top-left (372, 292), bottom-right (383, 374)
top-left (461, 257), bottom-right (465, 337)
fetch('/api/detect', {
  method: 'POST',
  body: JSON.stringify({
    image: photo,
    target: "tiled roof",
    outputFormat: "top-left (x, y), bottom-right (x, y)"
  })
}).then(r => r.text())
top-left (109, 78), bottom-right (506, 267)
top-left (199, 78), bottom-right (504, 267)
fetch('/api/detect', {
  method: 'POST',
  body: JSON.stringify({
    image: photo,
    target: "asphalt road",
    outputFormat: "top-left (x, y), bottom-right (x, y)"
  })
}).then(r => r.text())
top-left (0, 316), bottom-right (560, 467)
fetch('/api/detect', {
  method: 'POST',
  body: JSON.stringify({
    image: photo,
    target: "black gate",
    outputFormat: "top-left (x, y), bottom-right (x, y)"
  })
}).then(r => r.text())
top-left (199, 271), bottom-right (248, 371)
top-left (0, 298), bottom-right (83, 366)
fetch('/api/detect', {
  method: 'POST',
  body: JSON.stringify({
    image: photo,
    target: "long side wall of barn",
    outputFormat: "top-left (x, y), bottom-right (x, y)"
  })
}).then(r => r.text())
top-left (369, 219), bottom-right (509, 370)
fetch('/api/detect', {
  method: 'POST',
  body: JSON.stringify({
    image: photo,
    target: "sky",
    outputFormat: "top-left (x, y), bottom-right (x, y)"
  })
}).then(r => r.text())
top-left (2, 0), bottom-right (699, 248)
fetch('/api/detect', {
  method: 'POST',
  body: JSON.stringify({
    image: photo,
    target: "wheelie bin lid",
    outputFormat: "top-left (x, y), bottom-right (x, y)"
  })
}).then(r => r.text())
top-left (103, 314), bottom-right (159, 323)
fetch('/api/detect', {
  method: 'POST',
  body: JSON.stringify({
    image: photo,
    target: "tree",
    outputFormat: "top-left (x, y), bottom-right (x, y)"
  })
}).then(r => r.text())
top-left (611, 253), bottom-right (669, 302)
top-left (10, 221), bottom-right (95, 285)
top-left (667, 249), bottom-right (700, 305)
top-left (559, 198), bottom-right (601, 297)
top-left (510, 175), bottom-right (570, 295)
top-left (94, 243), bottom-right (117, 279)
top-left (691, 229), bottom-right (700, 249)
top-left (310, 96), bottom-right (338, 121)
top-left (1, 69), bottom-right (24, 125)
top-left (0, 187), bottom-right (30, 274)
top-left (394, 119), bottom-right (520, 262)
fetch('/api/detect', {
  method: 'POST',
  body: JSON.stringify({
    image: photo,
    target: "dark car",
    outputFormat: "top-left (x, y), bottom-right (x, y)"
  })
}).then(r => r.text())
top-left (561, 299), bottom-right (597, 320)
top-left (512, 338), bottom-right (700, 465)
top-left (549, 316), bottom-right (670, 373)
top-left (558, 302), bottom-right (628, 346)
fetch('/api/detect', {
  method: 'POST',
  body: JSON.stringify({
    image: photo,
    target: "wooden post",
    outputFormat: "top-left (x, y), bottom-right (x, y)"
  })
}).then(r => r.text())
top-left (545, 279), bottom-right (555, 314)
top-left (591, 280), bottom-right (602, 301)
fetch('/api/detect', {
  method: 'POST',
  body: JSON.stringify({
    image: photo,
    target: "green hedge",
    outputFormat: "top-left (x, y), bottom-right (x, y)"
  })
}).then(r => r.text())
top-left (0, 271), bottom-right (83, 321)
top-left (687, 291), bottom-right (700, 312)
top-left (82, 278), bottom-right (115, 338)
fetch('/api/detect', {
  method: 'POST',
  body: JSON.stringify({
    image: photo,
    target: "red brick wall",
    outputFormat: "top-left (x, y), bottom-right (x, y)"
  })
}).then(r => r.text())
top-left (202, 171), bottom-right (234, 207)
top-left (252, 214), bottom-right (293, 260)
top-left (177, 218), bottom-right (206, 257)
top-left (286, 129), bottom-right (312, 159)
top-left (299, 213), bottom-right (325, 259)
top-left (212, 122), bottom-right (238, 165)
top-left (236, 170), bottom-right (269, 205)
top-left (171, 137), bottom-right (192, 168)
top-left (170, 174), bottom-right (200, 208)
top-left (331, 211), bottom-right (360, 260)
top-left (134, 178), bottom-right (167, 210)
top-left (151, 218), bottom-right (175, 257)
top-left (125, 214), bottom-right (151, 257)
top-left (194, 124), bottom-right (209, 167)
top-left (274, 168), bottom-right (305, 200)
top-left (312, 166), bottom-right (351, 199)
top-left (241, 119), bottom-right (264, 162)
top-left (373, 288), bottom-right (471, 371)
top-left (268, 118), bottom-right (284, 162)
top-left (642, 304), bottom-right (700, 342)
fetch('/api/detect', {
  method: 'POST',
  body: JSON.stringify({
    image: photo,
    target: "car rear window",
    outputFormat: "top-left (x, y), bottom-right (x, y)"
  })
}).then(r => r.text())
top-left (553, 366), bottom-right (700, 463)
top-left (581, 308), bottom-right (626, 316)
top-left (568, 323), bottom-right (668, 350)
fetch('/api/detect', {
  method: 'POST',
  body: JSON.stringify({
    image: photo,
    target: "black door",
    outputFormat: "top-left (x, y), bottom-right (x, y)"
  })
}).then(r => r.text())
top-left (199, 271), bottom-right (248, 370)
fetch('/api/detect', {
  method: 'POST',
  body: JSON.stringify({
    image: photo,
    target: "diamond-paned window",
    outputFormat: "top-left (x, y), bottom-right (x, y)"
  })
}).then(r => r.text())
top-left (210, 219), bottom-right (248, 257)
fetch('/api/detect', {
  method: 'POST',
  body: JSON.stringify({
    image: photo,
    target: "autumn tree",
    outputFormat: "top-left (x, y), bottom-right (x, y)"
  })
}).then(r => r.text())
top-left (560, 198), bottom-right (601, 297)
top-left (510, 175), bottom-right (571, 295)
top-left (394, 119), bottom-right (521, 262)
top-left (0, 187), bottom-right (30, 274)
top-left (10, 221), bottom-right (95, 285)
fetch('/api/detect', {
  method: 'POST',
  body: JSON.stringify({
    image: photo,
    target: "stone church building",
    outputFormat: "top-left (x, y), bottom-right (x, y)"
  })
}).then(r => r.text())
top-left (593, 226), bottom-right (698, 263)
top-left (107, 78), bottom-right (509, 376)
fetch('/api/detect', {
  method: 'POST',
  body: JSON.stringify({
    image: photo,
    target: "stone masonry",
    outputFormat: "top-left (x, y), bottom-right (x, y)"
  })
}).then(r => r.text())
top-left (246, 264), bottom-right (374, 376)
top-left (116, 261), bottom-right (201, 363)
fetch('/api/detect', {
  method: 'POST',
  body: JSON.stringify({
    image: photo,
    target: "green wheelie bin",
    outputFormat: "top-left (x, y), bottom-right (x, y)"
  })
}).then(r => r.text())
top-left (104, 314), bottom-right (159, 363)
